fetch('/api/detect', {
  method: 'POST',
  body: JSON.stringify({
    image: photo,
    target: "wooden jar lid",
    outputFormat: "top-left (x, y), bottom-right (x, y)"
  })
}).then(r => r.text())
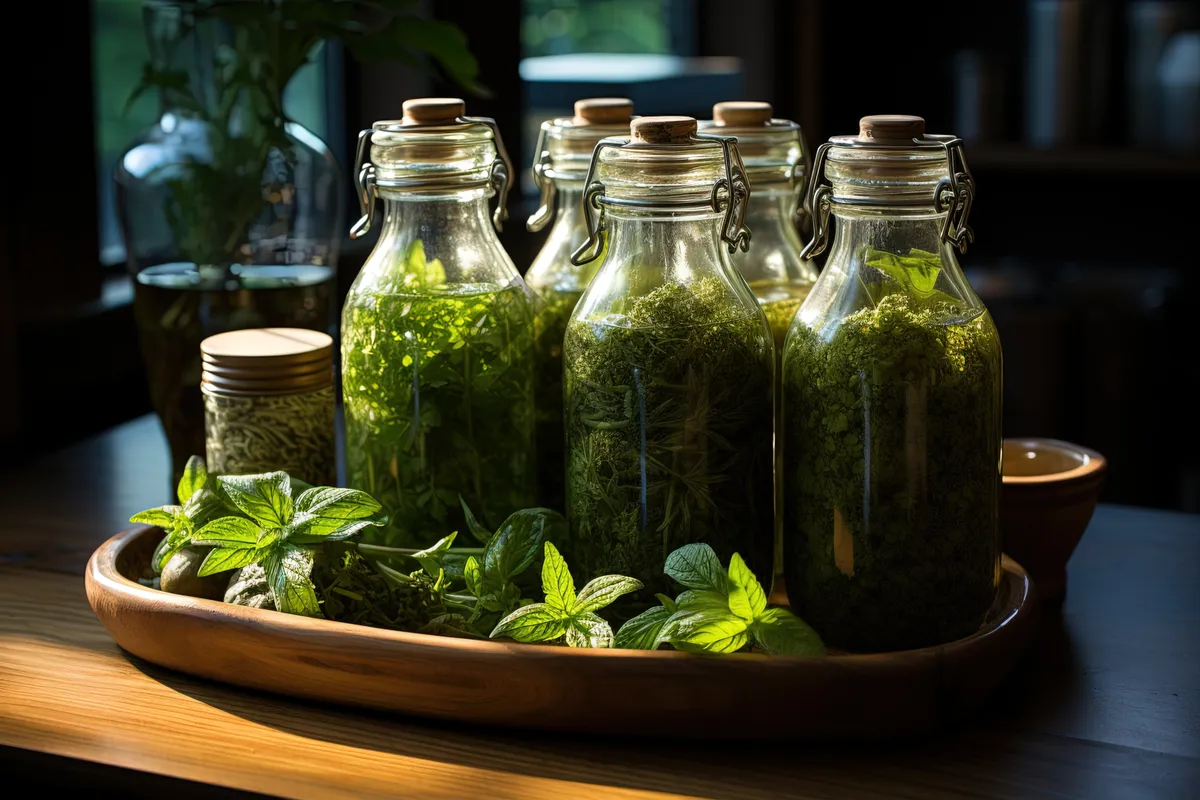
top-left (201, 328), bottom-right (333, 396)
top-left (858, 114), bottom-right (926, 142)
top-left (401, 98), bottom-right (466, 126)
top-left (573, 97), bottom-right (633, 126)
top-left (630, 116), bottom-right (696, 145)
top-left (713, 101), bottom-right (773, 127)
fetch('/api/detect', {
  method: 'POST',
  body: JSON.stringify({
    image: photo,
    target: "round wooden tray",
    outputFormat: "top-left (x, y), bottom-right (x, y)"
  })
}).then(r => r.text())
top-left (86, 526), bottom-right (1039, 741)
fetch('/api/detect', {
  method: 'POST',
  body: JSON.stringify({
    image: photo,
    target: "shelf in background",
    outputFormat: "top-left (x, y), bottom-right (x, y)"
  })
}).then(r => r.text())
top-left (966, 144), bottom-right (1200, 176)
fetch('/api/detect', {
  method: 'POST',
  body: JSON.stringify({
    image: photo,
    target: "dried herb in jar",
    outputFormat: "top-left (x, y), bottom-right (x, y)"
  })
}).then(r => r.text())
top-left (531, 286), bottom-right (585, 512)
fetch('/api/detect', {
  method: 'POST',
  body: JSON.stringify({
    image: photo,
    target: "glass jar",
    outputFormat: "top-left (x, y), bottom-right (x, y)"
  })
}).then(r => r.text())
top-left (342, 98), bottom-right (537, 547)
top-left (526, 97), bottom-right (635, 513)
top-left (781, 115), bottom-right (1003, 652)
top-left (116, 1), bottom-right (341, 486)
top-left (564, 116), bottom-right (774, 607)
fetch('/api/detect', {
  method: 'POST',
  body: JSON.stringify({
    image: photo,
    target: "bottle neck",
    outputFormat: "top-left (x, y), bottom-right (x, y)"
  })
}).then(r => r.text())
top-left (378, 188), bottom-right (496, 244)
top-left (733, 187), bottom-right (815, 284)
top-left (604, 207), bottom-right (731, 282)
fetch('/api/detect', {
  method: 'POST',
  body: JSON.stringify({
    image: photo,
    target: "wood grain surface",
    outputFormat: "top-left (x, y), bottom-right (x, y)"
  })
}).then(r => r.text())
top-left (1, 416), bottom-right (1198, 798)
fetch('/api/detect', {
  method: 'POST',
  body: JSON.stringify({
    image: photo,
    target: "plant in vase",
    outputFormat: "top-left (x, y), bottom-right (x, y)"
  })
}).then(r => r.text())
top-left (117, 0), bottom-right (481, 484)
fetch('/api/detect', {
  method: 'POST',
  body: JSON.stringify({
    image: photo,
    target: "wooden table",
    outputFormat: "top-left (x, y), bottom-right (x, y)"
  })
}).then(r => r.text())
top-left (1, 416), bottom-right (1197, 799)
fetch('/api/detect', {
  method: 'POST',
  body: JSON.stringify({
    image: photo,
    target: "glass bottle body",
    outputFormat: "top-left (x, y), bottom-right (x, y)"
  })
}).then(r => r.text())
top-left (781, 207), bottom-right (1003, 651)
top-left (342, 189), bottom-right (536, 547)
top-left (564, 207), bottom-right (775, 607)
top-left (526, 182), bottom-right (598, 512)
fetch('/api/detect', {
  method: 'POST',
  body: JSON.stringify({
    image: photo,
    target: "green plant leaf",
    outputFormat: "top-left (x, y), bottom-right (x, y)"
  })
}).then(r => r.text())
top-left (410, 532), bottom-right (457, 575)
top-left (664, 543), bottom-right (728, 594)
top-left (218, 472), bottom-right (294, 528)
top-left (663, 608), bottom-right (749, 654)
top-left (464, 556), bottom-right (483, 596)
top-left (191, 516), bottom-right (262, 548)
top-left (177, 456), bottom-right (208, 504)
top-left (752, 607), bottom-right (826, 657)
top-left (489, 603), bottom-right (569, 643)
top-left (573, 574), bottom-right (643, 614)
top-left (293, 487), bottom-right (383, 536)
top-left (198, 545), bottom-right (264, 577)
top-left (674, 589), bottom-right (732, 614)
top-left (290, 517), bottom-right (386, 544)
top-left (130, 506), bottom-right (182, 528)
top-left (265, 545), bottom-right (320, 617)
top-left (540, 542), bottom-right (575, 612)
top-left (483, 508), bottom-right (549, 584)
top-left (566, 613), bottom-right (614, 648)
top-left (726, 553), bottom-right (767, 621)
top-left (150, 534), bottom-right (184, 575)
top-left (655, 593), bottom-right (677, 613)
top-left (182, 487), bottom-right (240, 531)
top-left (459, 497), bottom-right (492, 544)
top-left (615, 605), bottom-right (673, 650)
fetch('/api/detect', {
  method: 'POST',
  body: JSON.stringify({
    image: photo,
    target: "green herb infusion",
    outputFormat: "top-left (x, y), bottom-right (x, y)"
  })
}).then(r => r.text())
top-left (343, 281), bottom-right (536, 547)
top-left (564, 277), bottom-right (774, 605)
top-left (781, 272), bottom-right (1002, 652)
top-left (531, 286), bottom-right (585, 511)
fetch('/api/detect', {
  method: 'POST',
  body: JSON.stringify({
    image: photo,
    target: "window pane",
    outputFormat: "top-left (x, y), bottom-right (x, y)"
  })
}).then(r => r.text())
top-left (523, 0), bottom-right (686, 57)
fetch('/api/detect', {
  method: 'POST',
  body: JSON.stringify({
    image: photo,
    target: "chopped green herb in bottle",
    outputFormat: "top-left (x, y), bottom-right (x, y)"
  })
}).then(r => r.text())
top-left (531, 286), bottom-right (585, 512)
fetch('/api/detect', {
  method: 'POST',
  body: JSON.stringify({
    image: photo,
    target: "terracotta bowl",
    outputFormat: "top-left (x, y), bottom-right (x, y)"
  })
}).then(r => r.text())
top-left (1001, 438), bottom-right (1107, 602)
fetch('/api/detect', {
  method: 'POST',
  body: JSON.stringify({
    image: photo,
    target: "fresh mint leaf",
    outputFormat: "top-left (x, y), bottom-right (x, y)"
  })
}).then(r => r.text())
top-left (182, 487), bottom-right (239, 531)
top-left (410, 532), bottom-right (457, 575)
top-left (726, 553), bottom-right (766, 621)
top-left (663, 608), bottom-right (749, 654)
top-left (265, 545), bottom-right (320, 617)
top-left (177, 455), bottom-right (208, 504)
top-left (566, 613), bottom-right (614, 648)
top-left (674, 589), bottom-right (732, 614)
top-left (654, 593), bottom-right (677, 613)
top-left (483, 508), bottom-right (548, 584)
top-left (464, 556), bottom-right (483, 596)
top-left (293, 487), bottom-right (383, 537)
top-left (191, 516), bottom-right (261, 547)
top-left (615, 605), bottom-right (673, 650)
top-left (664, 543), bottom-right (728, 594)
top-left (441, 552), bottom-right (469, 582)
top-left (130, 506), bottom-right (181, 528)
top-left (198, 545), bottom-right (264, 577)
top-left (752, 607), bottom-right (826, 657)
top-left (573, 574), bottom-right (643, 614)
top-left (459, 496), bottom-right (493, 545)
top-left (540, 542), bottom-right (576, 612)
top-left (291, 517), bottom-right (385, 544)
top-left (489, 603), bottom-right (569, 643)
top-left (150, 533), bottom-right (185, 574)
top-left (219, 472), bottom-right (293, 528)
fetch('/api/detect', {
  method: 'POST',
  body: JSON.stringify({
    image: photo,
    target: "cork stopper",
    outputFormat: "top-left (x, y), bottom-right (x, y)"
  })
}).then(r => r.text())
top-left (630, 116), bottom-right (697, 145)
top-left (858, 114), bottom-right (926, 142)
top-left (573, 97), bottom-right (633, 126)
top-left (713, 101), bottom-right (773, 127)
top-left (401, 97), bottom-right (466, 126)
top-left (201, 328), bottom-right (334, 396)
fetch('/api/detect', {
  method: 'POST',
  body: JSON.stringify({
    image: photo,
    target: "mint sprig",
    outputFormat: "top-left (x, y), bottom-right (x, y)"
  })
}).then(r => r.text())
top-left (490, 542), bottom-right (643, 648)
top-left (615, 544), bottom-right (825, 657)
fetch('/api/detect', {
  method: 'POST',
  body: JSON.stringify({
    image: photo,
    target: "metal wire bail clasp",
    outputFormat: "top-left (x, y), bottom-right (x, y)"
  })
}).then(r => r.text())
top-left (569, 138), bottom-right (621, 266)
top-left (461, 116), bottom-right (514, 233)
top-left (350, 128), bottom-right (377, 240)
top-left (935, 138), bottom-right (976, 254)
top-left (799, 141), bottom-right (834, 260)
top-left (698, 132), bottom-right (752, 254)
top-left (527, 122), bottom-right (556, 232)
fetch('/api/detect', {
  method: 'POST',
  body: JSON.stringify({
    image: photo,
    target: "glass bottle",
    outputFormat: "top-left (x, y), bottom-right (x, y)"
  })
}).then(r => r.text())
top-left (700, 100), bottom-right (819, 595)
top-left (342, 98), bottom-right (536, 547)
top-left (781, 115), bottom-right (1003, 652)
top-left (526, 97), bottom-right (635, 513)
top-left (116, 1), bottom-right (341, 485)
top-left (564, 116), bottom-right (774, 608)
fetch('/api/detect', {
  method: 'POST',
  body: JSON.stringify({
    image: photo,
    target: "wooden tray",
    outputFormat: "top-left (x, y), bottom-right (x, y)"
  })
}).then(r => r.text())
top-left (86, 526), bottom-right (1039, 741)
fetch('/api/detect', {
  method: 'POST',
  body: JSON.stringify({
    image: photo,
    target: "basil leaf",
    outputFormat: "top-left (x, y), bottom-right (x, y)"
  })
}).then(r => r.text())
top-left (573, 574), bottom-right (643, 614)
top-left (464, 556), bottom-right (483, 596)
top-left (654, 593), bottom-right (677, 614)
top-left (752, 607), bottom-right (826, 657)
top-left (614, 605), bottom-right (673, 650)
top-left (540, 542), bottom-right (576, 612)
top-left (182, 487), bottom-right (238, 531)
top-left (726, 553), bottom-right (766, 621)
top-left (483, 508), bottom-right (548, 584)
top-left (566, 613), bottom-right (614, 648)
top-left (198, 546), bottom-right (264, 577)
top-left (191, 516), bottom-right (262, 548)
top-left (219, 472), bottom-right (293, 528)
top-left (441, 552), bottom-right (468, 582)
top-left (411, 532), bottom-right (457, 575)
top-left (290, 517), bottom-right (385, 544)
top-left (293, 487), bottom-right (383, 536)
top-left (265, 545), bottom-right (320, 617)
top-left (176, 455), bottom-right (207, 504)
top-left (674, 589), bottom-right (732, 614)
top-left (459, 496), bottom-right (493, 545)
top-left (489, 603), bottom-right (569, 643)
top-left (663, 608), bottom-right (749, 654)
top-left (664, 543), bottom-right (728, 594)
top-left (130, 506), bottom-right (182, 528)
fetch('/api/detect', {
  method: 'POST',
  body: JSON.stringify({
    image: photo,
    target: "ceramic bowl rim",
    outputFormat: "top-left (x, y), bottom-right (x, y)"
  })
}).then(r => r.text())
top-left (1002, 437), bottom-right (1107, 486)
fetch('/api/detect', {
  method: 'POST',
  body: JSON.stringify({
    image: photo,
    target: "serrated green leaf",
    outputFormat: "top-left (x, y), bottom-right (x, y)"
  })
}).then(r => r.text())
top-left (218, 472), bottom-right (293, 528)
top-left (293, 487), bottom-right (383, 537)
top-left (464, 556), bottom-right (483, 596)
top-left (674, 589), bottom-right (732, 614)
top-left (289, 517), bottom-right (385, 544)
top-left (615, 605), bottom-right (673, 650)
top-left (663, 608), bottom-right (749, 654)
top-left (182, 487), bottom-right (239, 531)
top-left (726, 553), bottom-right (766, 621)
top-left (130, 506), bottom-right (181, 528)
top-left (177, 456), bottom-right (208, 504)
top-left (265, 545), bottom-right (320, 617)
top-left (489, 603), bottom-right (569, 643)
top-left (483, 508), bottom-right (548, 584)
top-left (752, 607), bottom-right (826, 657)
top-left (540, 542), bottom-right (575, 612)
top-left (459, 496), bottom-right (492, 544)
top-left (411, 532), bottom-right (457, 575)
top-left (198, 546), bottom-right (264, 577)
top-left (573, 574), bottom-right (643, 614)
top-left (566, 613), bottom-right (614, 648)
top-left (191, 516), bottom-right (262, 548)
top-left (664, 543), bottom-right (728, 594)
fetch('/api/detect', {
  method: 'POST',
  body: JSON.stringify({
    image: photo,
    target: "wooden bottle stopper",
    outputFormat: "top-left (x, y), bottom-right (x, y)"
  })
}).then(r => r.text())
top-left (713, 101), bottom-right (773, 126)
top-left (573, 97), bottom-right (634, 126)
top-left (858, 114), bottom-right (926, 142)
top-left (630, 116), bottom-right (697, 145)
top-left (401, 98), bottom-right (466, 126)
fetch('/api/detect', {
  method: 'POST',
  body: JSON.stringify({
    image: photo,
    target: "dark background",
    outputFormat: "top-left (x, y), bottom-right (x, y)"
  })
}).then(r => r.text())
top-left (1, 0), bottom-right (1197, 511)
